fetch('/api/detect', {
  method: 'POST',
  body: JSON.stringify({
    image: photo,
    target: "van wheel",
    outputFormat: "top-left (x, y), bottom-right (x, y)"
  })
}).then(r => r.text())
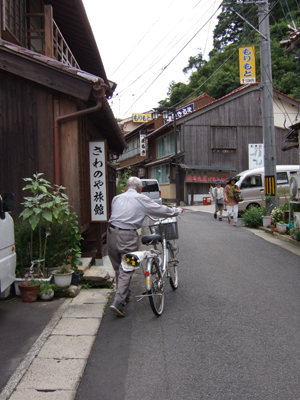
top-left (246, 203), bottom-right (260, 210)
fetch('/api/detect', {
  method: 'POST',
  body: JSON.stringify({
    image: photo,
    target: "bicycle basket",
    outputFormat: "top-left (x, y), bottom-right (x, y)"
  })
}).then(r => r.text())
top-left (149, 217), bottom-right (178, 240)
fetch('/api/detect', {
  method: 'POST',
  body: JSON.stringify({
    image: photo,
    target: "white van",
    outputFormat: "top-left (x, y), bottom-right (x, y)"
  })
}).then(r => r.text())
top-left (140, 179), bottom-right (162, 205)
top-left (235, 165), bottom-right (300, 211)
top-left (0, 193), bottom-right (16, 298)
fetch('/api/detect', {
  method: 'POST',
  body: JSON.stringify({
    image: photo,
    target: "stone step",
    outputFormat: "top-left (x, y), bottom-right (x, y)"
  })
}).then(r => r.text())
top-left (82, 255), bottom-right (115, 287)
top-left (77, 257), bottom-right (93, 274)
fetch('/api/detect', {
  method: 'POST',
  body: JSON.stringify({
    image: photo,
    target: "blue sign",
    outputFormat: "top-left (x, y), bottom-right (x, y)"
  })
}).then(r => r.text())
top-left (163, 103), bottom-right (194, 124)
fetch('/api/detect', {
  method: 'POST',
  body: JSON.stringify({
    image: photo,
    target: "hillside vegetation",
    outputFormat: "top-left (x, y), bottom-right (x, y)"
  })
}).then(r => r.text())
top-left (158, 0), bottom-right (300, 108)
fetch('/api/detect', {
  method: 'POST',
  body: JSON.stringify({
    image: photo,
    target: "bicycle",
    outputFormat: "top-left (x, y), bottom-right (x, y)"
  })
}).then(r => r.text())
top-left (123, 215), bottom-right (179, 316)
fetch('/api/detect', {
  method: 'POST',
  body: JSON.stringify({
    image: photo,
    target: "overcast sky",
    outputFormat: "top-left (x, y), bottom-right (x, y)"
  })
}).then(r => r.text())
top-left (82, 0), bottom-right (223, 119)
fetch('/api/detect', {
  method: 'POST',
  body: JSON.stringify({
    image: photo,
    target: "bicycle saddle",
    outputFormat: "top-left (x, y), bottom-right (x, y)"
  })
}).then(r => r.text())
top-left (141, 234), bottom-right (162, 245)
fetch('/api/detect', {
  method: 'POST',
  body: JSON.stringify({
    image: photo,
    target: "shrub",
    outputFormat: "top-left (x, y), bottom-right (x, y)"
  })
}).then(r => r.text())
top-left (270, 207), bottom-right (284, 224)
top-left (241, 205), bottom-right (266, 228)
top-left (15, 219), bottom-right (79, 277)
top-left (290, 227), bottom-right (300, 242)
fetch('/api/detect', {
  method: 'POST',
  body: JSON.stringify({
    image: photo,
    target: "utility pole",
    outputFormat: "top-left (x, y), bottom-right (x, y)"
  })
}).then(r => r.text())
top-left (258, 0), bottom-right (278, 213)
top-left (235, 0), bottom-right (278, 213)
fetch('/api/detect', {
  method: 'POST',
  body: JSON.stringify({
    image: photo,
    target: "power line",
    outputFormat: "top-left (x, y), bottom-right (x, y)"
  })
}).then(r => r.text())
top-left (123, 2), bottom-right (223, 116)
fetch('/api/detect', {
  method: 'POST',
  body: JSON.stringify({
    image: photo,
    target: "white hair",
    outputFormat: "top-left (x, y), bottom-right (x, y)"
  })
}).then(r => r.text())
top-left (126, 177), bottom-right (142, 191)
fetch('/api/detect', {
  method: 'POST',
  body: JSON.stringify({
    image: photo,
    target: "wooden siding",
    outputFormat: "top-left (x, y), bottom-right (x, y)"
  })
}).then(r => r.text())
top-left (183, 89), bottom-right (298, 174)
top-left (0, 70), bottom-right (54, 217)
top-left (4, 0), bottom-right (26, 46)
top-left (211, 126), bottom-right (237, 149)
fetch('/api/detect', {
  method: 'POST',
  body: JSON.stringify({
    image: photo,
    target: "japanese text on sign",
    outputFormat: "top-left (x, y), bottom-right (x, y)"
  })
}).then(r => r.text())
top-left (239, 46), bottom-right (256, 84)
top-left (132, 113), bottom-right (152, 122)
top-left (249, 143), bottom-right (264, 169)
top-left (89, 141), bottom-right (107, 221)
top-left (164, 103), bottom-right (194, 124)
top-left (140, 132), bottom-right (147, 156)
top-left (186, 175), bottom-right (228, 183)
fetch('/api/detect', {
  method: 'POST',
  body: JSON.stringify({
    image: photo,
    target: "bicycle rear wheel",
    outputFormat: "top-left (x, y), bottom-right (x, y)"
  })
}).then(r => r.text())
top-left (148, 259), bottom-right (164, 316)
top-left (168, 248), bottom-right (178, 290)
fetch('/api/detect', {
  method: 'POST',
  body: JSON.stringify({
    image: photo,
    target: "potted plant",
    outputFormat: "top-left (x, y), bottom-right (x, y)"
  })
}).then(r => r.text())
top-left (16, 173), bottom-right (83, 292)
top-left (51, 264), bottom-right (74, 288)
top-left (38, 282), bottom-right (58, 301)
top-left (18, 279), bottom-right (41, 303)
top-left (270, 207), bottom-right (284, 230)
top-left (276, 220), bottom-right (287, 234)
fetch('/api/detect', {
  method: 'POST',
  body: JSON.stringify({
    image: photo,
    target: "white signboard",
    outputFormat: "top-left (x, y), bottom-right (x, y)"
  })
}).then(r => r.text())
top-left (248, 143), bottom-right (264, 169)
top-left (140, 132), bottom-right (147, 156)
top-left (89, 141), bottom-right (108, 221)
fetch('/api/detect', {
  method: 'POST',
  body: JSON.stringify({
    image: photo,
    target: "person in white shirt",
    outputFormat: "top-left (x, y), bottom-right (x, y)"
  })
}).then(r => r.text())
top-left (107, 176), bottom-right (183, 317)
top-left (211, 180), bottom-right (225, 221)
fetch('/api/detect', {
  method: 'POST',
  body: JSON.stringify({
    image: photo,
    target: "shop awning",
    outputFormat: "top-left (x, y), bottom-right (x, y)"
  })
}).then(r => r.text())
top-left (179, 164), bottom-right (236, 172)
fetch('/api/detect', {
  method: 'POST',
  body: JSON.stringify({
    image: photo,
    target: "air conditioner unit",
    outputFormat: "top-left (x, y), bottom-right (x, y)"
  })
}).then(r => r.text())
top-left (289, 173), bottom-right (300, 200)
top-left (294, 212), bottom-right (300, 229)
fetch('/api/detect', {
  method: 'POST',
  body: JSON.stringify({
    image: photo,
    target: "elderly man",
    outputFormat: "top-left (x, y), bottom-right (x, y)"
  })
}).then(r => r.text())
top-left (107, 176), bottom-right (183, 317)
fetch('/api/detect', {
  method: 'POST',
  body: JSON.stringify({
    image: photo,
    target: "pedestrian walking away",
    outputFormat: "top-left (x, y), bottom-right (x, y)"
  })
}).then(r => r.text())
top-left (107, 176), bottom-right (183, 317)
top-left (210, 179), bottom-right (225, 221)
top-left (224, 177), bottom-right (242, 226)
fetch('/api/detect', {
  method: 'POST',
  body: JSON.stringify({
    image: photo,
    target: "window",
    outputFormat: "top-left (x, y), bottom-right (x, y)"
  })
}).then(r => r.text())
top-left (157, 131), bottom-right (180, 158)
top-left (151, 165), bottom-right (169, 184)
top-left (276, 172), bottom-right (288, 184)
top-left (211, 126), bottom-right (237, 149)
top-left (241, 175), bottom-right (262, 189)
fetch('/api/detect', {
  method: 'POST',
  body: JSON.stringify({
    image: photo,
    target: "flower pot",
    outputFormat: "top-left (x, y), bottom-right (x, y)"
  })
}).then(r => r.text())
top-left (276, 222), bottom-right (287, 234)
top-left (18, 283), bottom-right (40, 303)
top-left (71, 272), bottom-right (80, 286)
top-left (40, 289), bottom-right (54, 301)
top-left (52, 270), bottom-right (73, 288)
top-left (270, 224), bottom-right (276, 232)
top-left (14, 276), bottom-right (52, 296)
top-left (262, 216), bottom-right (270, 228)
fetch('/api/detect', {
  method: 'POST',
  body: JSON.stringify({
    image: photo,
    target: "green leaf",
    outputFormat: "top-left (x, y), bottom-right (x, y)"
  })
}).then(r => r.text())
top-left (42, 211), bottom-right (53, 222)
top-left (39, 186), bottom-right (49, 194)
top-left (20, 209), bottom-right (34, 219)
top-left (29, 214), bottom-right (40, 230)
top-left (33, 208), bottom-right (42, 215)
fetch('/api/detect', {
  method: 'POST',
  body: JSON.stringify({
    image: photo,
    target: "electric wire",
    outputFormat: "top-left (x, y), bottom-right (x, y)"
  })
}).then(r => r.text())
top-left (111, 1), bottom-right (174, 76)
top-left (123, 2), bottom-right (223, 116)
top-left (169, 0), bottom-right (280, 109)
top-left (115, 0), bottom-right (216, 98)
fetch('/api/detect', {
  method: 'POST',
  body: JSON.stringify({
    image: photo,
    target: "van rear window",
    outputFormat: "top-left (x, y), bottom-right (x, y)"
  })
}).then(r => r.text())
top-left (276, 172), bottom-right (288, 184)
top-left (142, 181), bottom-right (159, 192)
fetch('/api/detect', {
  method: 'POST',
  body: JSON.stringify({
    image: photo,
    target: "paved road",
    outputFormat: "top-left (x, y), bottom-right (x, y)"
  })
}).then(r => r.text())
top-left (76, 210), bottom-right (300, 400)
top-left (0, 296), bottom-right (64, 392)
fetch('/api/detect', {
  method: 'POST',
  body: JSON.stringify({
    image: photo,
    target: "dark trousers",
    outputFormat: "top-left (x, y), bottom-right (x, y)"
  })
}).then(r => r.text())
top-left (107, 226), bottom-right (139, 305)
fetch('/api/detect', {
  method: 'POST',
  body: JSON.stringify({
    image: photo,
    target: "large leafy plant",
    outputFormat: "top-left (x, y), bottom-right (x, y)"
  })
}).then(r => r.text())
top-left (19, 173), bottom-right (82, 276)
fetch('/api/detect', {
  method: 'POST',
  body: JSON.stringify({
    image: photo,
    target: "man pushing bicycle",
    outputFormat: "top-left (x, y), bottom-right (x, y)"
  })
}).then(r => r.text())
top-left (107, 176), bottom-right (183, 317)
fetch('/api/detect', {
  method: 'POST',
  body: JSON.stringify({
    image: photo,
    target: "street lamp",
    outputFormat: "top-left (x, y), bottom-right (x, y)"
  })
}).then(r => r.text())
top-left (152, 108), bottom-right (180, 206)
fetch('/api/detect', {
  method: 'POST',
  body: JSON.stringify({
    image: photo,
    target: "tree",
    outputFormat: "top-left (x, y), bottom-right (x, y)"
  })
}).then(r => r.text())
top-left (159, 0), bottom-right (300, 105)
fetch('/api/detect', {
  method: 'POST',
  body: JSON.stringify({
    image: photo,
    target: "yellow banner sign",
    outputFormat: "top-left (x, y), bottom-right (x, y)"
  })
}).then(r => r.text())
top-left (239, 46), bottom-right (256, 84)
top-left (132, 113), bottom-right (152, 123)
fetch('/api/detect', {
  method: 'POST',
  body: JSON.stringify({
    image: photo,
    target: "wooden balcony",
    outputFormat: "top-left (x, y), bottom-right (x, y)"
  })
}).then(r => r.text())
top-left (26, 5), bottom-right (80, 69)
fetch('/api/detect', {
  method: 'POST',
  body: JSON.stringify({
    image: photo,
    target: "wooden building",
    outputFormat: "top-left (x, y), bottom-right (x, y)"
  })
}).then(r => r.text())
top-left (122, 85), bottom-right (298, 204)
top-left (0, 0), bottom-right (126, 257)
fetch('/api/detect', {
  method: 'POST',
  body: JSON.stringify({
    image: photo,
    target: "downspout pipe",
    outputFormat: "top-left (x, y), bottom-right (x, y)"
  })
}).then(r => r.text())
top-left (54, 79), bottom-right (108, 186)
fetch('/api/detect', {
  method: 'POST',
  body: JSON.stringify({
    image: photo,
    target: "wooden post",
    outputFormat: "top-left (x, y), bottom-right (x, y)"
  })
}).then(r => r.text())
top-left (44, 5), bottom-right (53, 58)
top-left (0, 0), bottom-right (3, 37)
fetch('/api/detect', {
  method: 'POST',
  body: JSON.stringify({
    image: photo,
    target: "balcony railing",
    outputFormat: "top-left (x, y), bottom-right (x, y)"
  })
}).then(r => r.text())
top-left (26, 5), bottom-right (80, 69)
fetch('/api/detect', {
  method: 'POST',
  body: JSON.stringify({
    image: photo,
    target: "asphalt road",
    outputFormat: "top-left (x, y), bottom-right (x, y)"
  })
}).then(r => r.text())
top-left (76, 210), bottom-right (300, 400)
top-left (0, 295), bottom-right (64, 392)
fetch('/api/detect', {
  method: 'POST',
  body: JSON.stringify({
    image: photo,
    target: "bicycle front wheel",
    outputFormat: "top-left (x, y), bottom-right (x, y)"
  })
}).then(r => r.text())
top-left (148, 259), bottom-right (164, 316)
top-left (168, 248), bottom-right (178, 290)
